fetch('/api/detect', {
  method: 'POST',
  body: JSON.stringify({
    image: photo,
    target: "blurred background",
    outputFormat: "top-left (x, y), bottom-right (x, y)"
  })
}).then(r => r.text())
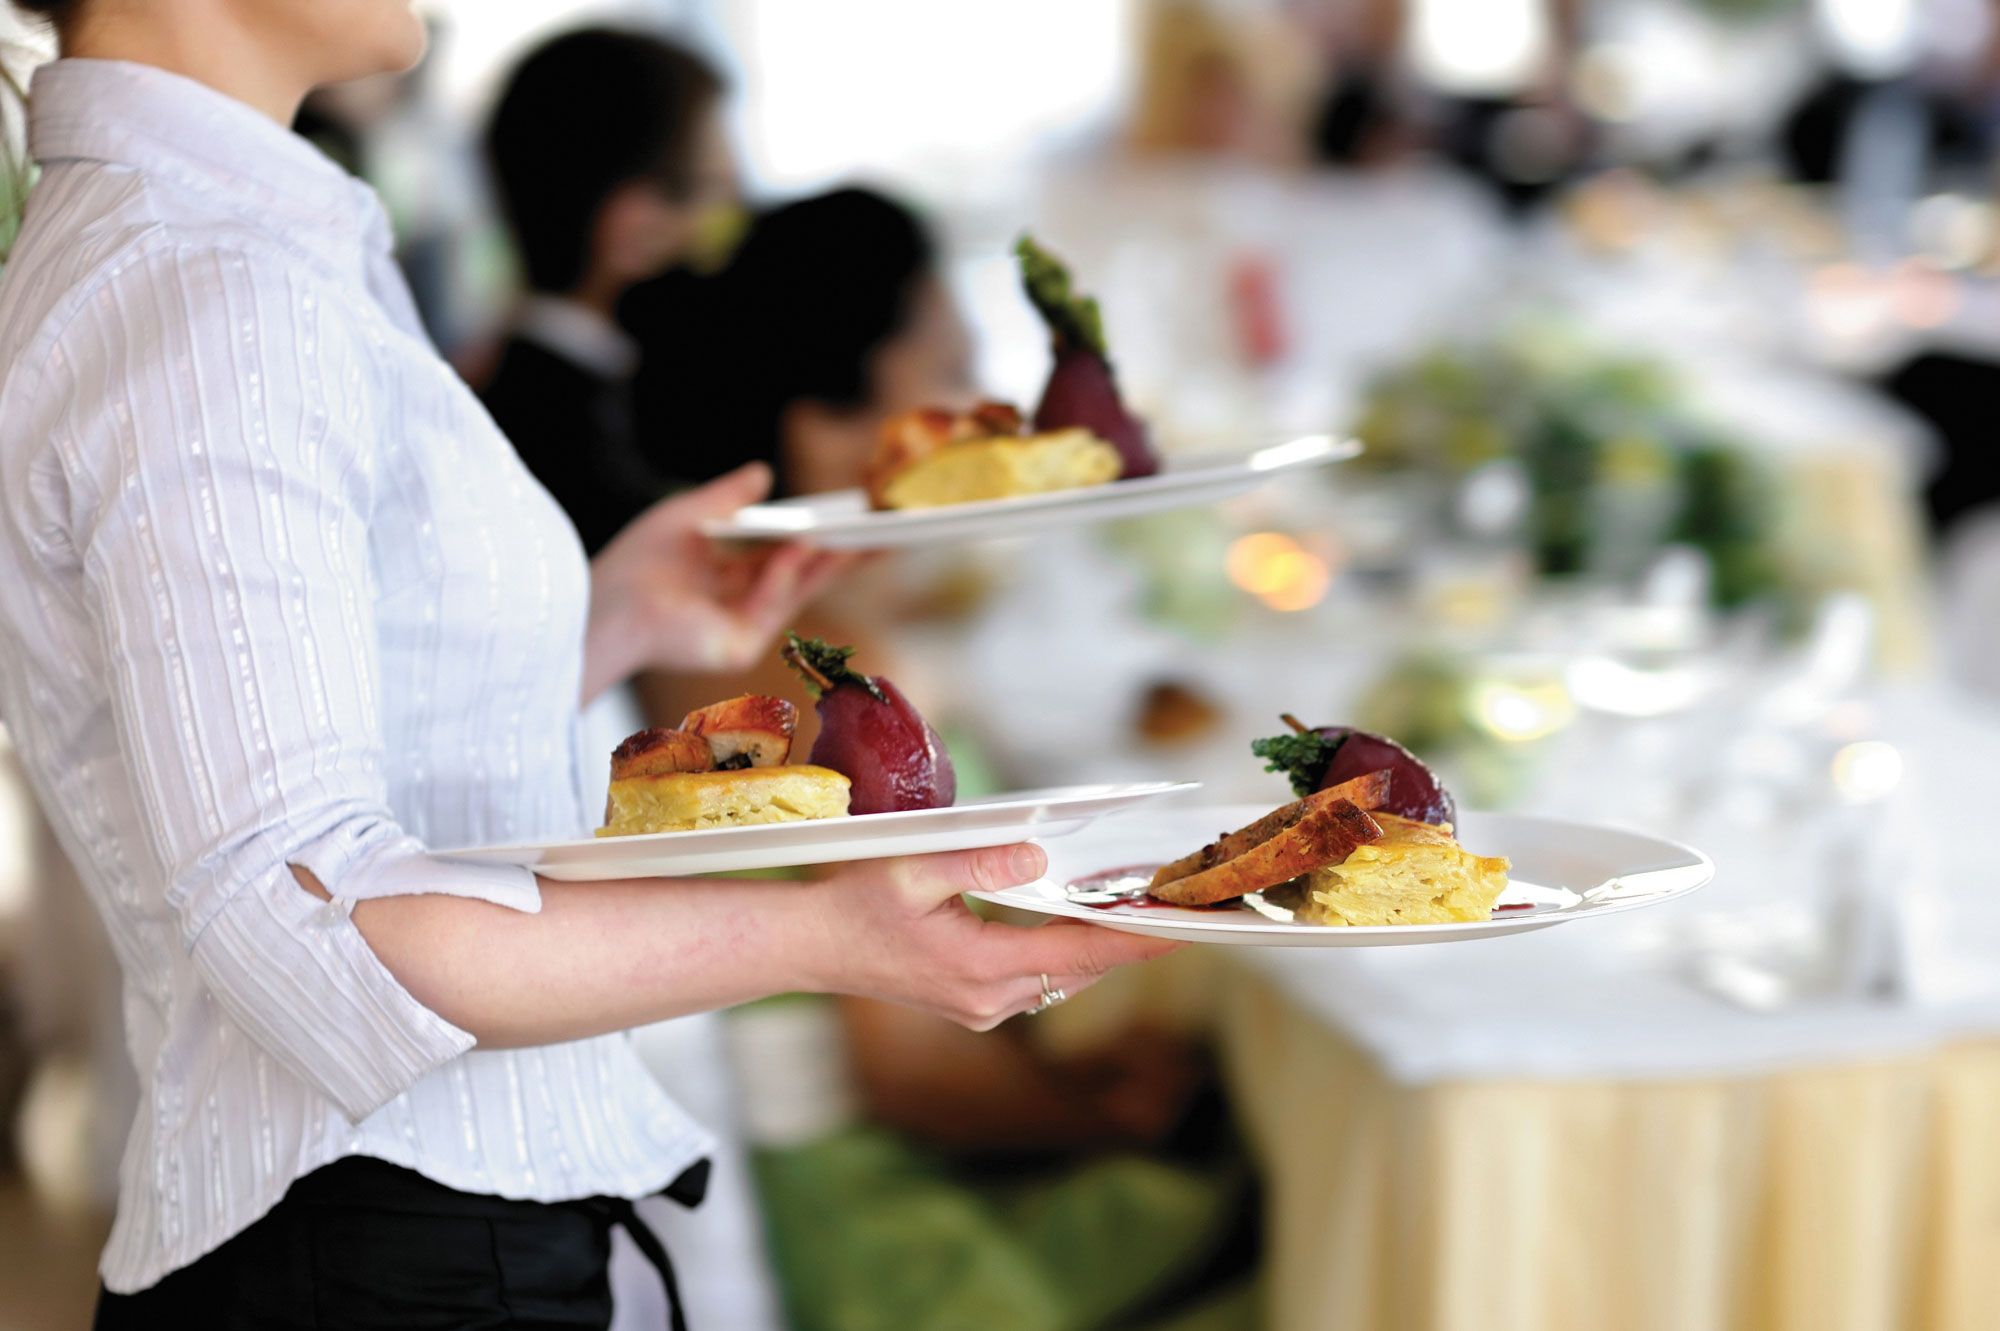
top-left (6, 0), bottom-right (2000, 1328)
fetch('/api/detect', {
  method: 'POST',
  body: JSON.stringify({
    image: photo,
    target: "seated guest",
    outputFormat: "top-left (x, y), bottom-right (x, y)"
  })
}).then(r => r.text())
top-left (482, 27), bottom-right (735, 553)
top-left (623, 186), bottom-right (976, 497)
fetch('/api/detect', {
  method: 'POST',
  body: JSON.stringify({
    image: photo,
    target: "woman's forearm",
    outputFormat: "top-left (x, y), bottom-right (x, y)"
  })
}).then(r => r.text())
top-left (308, 869), bottom-right (828, 1047)
top-left (296, 846), bottom-right (1182, 1043)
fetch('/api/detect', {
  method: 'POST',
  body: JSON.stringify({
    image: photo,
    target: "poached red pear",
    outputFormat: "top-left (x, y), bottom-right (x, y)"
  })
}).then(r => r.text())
top-left (782, 634), bottom-right (956, 815)
top-left (1250, 715), bottom-right (1456, 828)
top-left (1035, 345), bottom-right (1157, 480)
top-left (1017, 235), bottom-right (1160, 479)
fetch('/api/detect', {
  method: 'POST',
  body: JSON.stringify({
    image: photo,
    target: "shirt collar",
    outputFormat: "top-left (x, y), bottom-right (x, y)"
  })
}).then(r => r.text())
top-left (28, 58), bottom-right (385, 279)
top-left (515, 295), bottom-right (640, 381)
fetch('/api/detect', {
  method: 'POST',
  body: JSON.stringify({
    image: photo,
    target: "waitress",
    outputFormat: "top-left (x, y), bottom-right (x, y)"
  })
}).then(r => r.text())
top-left (0, 1), bottom-right (1177, 1326)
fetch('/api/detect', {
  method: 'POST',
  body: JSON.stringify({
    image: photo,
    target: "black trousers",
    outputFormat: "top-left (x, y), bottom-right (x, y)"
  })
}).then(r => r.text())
top-left (94, 1156), bottom-right (707, 1331)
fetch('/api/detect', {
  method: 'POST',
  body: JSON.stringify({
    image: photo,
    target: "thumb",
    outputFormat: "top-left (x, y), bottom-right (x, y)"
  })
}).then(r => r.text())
top-left (885, 842), bottom-right (1048, 909)
top-left (672, 462), bottom-right (775, 519)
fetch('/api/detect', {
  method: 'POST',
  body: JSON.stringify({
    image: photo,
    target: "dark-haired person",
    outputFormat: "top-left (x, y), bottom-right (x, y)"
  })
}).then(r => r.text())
top-left (623, 186), bottom-right (976, 498)
top-left (622, 193), bottom-right (1254, 1331)
top-left (621, 187), bottom-right (975, 735)
top-left (481, 45), bottom-right (789, 1331)
top-left (0, 2), bottom-right (1177, 1326)
top-left (482, 27), bottom-right (735, 556)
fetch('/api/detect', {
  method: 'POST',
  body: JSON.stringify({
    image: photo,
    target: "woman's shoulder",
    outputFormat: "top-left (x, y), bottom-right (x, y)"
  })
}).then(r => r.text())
top-left (0, 158), bottom-right (325, 384)
top-left (0, 161), bottom-right (375, 535)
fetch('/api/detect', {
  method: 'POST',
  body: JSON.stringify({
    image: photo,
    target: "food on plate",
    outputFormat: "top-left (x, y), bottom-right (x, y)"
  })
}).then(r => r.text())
top-left (867, 399), bottom-right (1023, 502)
top-left (1149, 771), bottom-right (1391, 895)
top-left (608, 726), bottom-right (717, 778)
top-left (599, 765), bottom-right (851, 837)
top-left (783, 633), bottom-right (956, 816)
top-left (865, 400), bottom-right (1121, 511)
top-left (598, 694), bottom-right (849, 836)
top-left (680, 694), bottom-right (799, 768)
top-left (1144, 721), bottom-right (1507, 924)
top-left (1250, 714), bottom-right (1456, 827)
top-left (1149, 789), bottom-right (1383, 907)
top-left (1284, 814), bottom-right (1510, 926)
top-left (597, 636), bottom-right (960, 834)
top-left (1016, 234), bottom-right (1160, 479)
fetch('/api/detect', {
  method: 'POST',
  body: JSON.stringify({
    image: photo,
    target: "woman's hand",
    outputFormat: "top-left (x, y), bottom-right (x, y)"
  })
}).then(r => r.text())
top-left (581, 463), bottom-right (855, 702)
top-left (797, 844), bottom-right (1185, 1029)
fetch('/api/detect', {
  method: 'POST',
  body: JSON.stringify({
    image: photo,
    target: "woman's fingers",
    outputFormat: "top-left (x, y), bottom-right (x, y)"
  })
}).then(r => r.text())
top-left (886, 842), bottom-right (1049, 909)
top-left (992, 919), bottom-right (1185, 983)
top-left (959, 932), bottom-right (1183, 1031)
top-left (735, 542), bottom-right (846, 621)
top-left (700, 543), bottom-right (858, 670)
top-left (614, 464), bottom-right (773, 557)
top-left (825, 849), bottom-right (1184, 1030)
top-left (668, 461), bottom-right (774, 520)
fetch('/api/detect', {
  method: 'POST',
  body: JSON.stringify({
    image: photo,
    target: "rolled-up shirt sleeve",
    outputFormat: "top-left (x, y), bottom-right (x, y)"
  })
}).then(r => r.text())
top-left (50, 241), bottom-right (537, 1121)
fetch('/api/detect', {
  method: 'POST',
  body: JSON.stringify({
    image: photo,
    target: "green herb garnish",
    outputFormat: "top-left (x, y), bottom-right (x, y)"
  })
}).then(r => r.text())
top-left (1015, 234), bottom-right (1108, 360)
top-left (781, 632), bottom-right (884, 702)
top-left (1250, 717), bottom-right (1345, 797)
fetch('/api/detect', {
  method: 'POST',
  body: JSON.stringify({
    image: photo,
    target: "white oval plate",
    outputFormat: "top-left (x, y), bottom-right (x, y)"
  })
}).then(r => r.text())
top-left (701, 434), bottom-right (1360, 549)
top-left (970, 806), bottom-right (1713, 946)
top-left (440, 783), bottom-right (1200, 880)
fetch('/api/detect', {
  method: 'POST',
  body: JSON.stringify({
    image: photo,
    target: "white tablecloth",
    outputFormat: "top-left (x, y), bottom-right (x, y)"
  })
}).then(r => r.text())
top-left (945, 519), bottom-right (2000, 1084)
top-left (1129, 679), bottom-right (2000, 1083)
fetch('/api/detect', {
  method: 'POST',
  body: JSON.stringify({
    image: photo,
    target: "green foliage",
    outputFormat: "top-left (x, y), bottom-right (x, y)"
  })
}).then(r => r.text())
top-left (1099, 508), bottom-right (1239, 641)
top-left (1, 57), bottom-right (31, 269)
top-left (1249, 729), bottom-right (1343, 797)
top-left (0, 160), bottom-right (27, 268)
top-left (1672, 441), bottom-right (1780, 607)
top-left (1015, 234), bottom-right (1108, 360)
top-left (1352, 326), bottom-right (1783, 608)
top-left (1521, 404), bottom-right (1599, 577)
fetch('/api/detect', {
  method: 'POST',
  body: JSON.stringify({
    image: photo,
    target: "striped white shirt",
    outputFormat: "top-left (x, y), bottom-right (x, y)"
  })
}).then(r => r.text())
top-left (0, 58), bottom-right (711, 1292)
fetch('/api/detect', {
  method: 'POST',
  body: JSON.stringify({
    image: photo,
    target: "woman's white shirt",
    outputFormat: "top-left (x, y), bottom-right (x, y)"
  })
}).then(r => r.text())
top-left (0, 59), bottom-right (711, 1292)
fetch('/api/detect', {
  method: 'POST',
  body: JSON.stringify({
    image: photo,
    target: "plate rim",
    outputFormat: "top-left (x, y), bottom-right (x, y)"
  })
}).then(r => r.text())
top-left (971, 809), bottom-right (1716, 939)
top-left (437, 780), bottom-right (1203, 861)
top-left (702, 433), bottom-right (1360, 539)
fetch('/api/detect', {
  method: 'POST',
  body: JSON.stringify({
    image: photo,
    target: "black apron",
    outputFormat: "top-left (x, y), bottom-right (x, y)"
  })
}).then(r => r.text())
top-left (93, 1154), bottom-right (708, 1330)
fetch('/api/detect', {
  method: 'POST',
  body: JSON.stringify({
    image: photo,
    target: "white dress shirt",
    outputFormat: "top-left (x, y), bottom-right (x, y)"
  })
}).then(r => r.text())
top-left (0, 59), bottom-right (712, 1292)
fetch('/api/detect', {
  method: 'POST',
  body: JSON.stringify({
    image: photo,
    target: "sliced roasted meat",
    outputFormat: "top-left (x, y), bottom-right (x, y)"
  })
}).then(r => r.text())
top-left (1149, 798), bottom-right (1384, 906)
top-left (1149, 770), bottom-right (1392, 892)
top-left (964, 399), bottom-right (1024, 436)
top-left (679, 694), bottom-right (798, 769)
top-left (610, 728), bottom-right (716, 780)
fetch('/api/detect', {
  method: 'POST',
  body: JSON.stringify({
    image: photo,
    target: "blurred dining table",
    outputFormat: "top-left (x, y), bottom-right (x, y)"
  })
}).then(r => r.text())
top-left (925, 480), bottom-right (2000, 1331)
top-left (994, 634), bottom-right (2000, 1331)
top-left (1039, 946), bottom-right (2000, 1331)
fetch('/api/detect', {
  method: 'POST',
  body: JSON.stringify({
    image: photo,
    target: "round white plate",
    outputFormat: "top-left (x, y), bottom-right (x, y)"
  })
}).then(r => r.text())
top-left (970, 806), bottom-right (1713, 947)
top-left (440, 783), bottom-right (1200, 880)
top-left (701, 434), bottom-right (1360, 549)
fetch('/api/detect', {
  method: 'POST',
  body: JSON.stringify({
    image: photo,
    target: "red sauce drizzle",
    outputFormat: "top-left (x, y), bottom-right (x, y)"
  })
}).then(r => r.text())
top-left (1067, 864), bottom-right (1163, 892)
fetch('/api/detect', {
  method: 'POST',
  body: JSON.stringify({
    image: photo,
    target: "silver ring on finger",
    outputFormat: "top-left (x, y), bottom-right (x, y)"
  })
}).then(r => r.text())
top-left (1027, 972), bottom-right (1067, 1015)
